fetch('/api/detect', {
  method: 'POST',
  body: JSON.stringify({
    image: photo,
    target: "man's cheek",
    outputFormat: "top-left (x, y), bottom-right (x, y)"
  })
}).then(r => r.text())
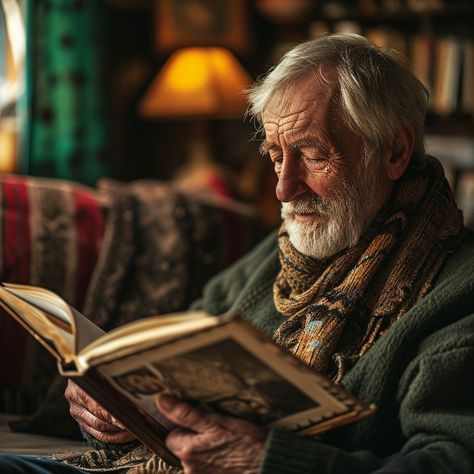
top-left (306, 173), bottom-right (339, 199)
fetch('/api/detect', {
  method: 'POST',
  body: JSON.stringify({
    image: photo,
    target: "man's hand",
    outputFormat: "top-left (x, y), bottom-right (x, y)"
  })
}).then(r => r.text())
top-left (65, 379), bottom-right (135, 444)
top-left (157, 393), bottom-right (267, 474)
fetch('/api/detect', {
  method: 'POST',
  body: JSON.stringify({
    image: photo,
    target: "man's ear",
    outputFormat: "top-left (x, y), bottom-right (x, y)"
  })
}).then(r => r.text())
top-left (384, 126), bottom-right (415, 181)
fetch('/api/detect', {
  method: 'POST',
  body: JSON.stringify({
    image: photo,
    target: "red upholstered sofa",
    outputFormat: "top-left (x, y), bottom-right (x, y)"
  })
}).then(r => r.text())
top-left (0, 174), bottom-right (263, 453)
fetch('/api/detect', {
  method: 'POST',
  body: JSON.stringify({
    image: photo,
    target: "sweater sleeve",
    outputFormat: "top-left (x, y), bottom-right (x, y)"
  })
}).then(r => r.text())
top-left (259, 341), bottom-right (474, 474)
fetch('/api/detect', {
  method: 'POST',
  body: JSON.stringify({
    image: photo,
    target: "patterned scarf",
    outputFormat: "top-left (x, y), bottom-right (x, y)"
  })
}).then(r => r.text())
top-left (273, 156), bottom-right (465, 381)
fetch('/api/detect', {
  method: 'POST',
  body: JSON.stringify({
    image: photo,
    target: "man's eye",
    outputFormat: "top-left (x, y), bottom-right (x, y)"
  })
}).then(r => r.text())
top-left (272, 156), bottom-right (283, 172)
top-left (269, 152), bottom-right (283, 163)
top-left (307, 156), bottom-right (326, 162)
top-left (304, 154), bottom-right (327, 165)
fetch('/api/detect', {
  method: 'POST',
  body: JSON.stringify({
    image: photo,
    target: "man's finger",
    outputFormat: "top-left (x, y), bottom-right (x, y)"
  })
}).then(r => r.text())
top-left (65, 379), bottom-right (90, 405)
top-left (156, 394), bottom-right (219, 433)
top-left (69, 405), bottom-right (136, 443)
top-left (69, 405), bottom-right (124, 433)
top-left (80, 423), bottom-right (136, 444)
top-left (165, 427), bottom-right (197, 458)
top-left (66, 380), bottom-right (116, 425)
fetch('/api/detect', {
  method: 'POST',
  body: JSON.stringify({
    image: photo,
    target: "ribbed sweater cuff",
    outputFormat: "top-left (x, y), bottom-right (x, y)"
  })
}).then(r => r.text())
top-left (80, 428), bottom-right (140, 451)
top-left (260, 428), bottom-right (386, 474)
top-left (259, 429), bottom-right (330, 474)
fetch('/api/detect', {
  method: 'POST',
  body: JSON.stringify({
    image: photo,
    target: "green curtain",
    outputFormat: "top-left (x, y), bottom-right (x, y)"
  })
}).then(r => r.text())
top-left (28, 0), bottom-right (109, 185)
top-left (0, 10), bottom-right (5, 80)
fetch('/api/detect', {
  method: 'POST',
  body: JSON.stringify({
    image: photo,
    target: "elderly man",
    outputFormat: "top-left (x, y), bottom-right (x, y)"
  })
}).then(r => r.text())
top-left (1, 33), bottom-right (473, 473)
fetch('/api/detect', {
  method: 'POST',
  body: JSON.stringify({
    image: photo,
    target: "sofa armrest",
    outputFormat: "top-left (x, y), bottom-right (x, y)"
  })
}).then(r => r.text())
top-left (0, 175), bottom-right (105, 415)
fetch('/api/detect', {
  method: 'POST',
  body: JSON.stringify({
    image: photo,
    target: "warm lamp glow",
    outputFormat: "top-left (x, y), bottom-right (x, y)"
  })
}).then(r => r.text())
top-left (138, 47), bottom-right (252, 119)
top-left (0, 121), bottom-right (17, 173)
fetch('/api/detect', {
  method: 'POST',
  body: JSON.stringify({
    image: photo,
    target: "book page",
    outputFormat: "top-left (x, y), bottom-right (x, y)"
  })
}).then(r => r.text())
top-left (0, 283), bottom-right (105, 358)
top-left (2, 283), bottom-right (74, 329)
top-left (93, 319), bottom-right (360, 433)
top-left (0, 284), bottom-right (75, 363)
top-left (76, 311), bottom-right (222, 371)
top-left (71, 307), bottom-right (105, 353)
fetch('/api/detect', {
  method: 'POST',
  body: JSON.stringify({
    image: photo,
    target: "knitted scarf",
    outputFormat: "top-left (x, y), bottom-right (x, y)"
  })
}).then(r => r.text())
top-left (273, 156), bottom-right (465, 381)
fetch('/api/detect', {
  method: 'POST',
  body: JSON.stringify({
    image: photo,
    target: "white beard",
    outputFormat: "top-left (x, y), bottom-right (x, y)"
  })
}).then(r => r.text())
top-left (281, 155), bottom-right (387, 259)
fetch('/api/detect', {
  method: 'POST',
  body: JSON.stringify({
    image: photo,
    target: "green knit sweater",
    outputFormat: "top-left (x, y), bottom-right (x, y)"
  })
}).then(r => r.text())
top-left (192, 229), bottom-right (474, 474)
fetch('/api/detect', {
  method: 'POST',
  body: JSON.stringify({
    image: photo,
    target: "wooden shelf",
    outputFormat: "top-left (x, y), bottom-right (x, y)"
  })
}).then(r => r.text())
top-left (425, 113), bottom-right (474, 137)
top-left (315, 1), bottom-right (474, 23)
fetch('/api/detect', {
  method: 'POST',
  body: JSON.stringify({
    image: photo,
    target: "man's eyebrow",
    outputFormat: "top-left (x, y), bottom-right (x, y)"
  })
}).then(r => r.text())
top-left (288, 137), bottom-right (323, 150)
top-left (258, 140), bottom-right (277, 156)
top-left (259, 137), bottom-right (323, 155)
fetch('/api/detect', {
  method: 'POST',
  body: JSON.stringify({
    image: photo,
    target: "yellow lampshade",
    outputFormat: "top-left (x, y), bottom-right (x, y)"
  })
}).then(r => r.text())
top-left (138, 47), bottom-right (252, 119)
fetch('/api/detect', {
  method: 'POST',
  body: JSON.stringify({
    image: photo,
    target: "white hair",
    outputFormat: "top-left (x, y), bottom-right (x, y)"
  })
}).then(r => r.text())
top-left (247, 33), bottom-right (429, 162)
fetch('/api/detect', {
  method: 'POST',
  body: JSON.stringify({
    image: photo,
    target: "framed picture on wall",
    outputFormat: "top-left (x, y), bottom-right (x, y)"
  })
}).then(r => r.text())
top-left (154, 0), bottom-right (251, 54)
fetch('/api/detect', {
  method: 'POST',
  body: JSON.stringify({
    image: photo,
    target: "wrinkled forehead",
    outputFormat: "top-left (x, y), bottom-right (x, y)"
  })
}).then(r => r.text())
top-left (261, 67), bottom-right (340, 139)
top-left (262, 65), bottom-right (340, 122)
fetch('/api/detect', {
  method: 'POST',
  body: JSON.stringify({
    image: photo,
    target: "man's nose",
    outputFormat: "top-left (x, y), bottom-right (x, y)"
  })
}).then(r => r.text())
top-left (275, 155), bottom-right (308, 202)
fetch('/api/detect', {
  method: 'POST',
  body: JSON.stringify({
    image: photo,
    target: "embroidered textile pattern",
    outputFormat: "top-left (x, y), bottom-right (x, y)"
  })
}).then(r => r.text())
top-left (273, 156), bottom-right (464, 380)
top-left (60, 445), bottom-right (182, 473)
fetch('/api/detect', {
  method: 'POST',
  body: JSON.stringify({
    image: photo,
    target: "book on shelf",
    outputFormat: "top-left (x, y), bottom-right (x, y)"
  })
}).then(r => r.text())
top-left (409, 33), bottom-right (434, 93)
top-left (408, 0), bottom-right (444, 13)
top-left (406, 33), bottom-right (474, 115)
top-left (433, 36), bottom-right (463, 115)
top-left (0, 282), bottom-right (376, 468)
top-left (462, 39), bottom-right (474, 114)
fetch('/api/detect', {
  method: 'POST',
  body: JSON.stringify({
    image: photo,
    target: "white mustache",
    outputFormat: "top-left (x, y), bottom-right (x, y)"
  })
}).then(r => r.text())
top-left (281, 194), bottom-right (329, 219)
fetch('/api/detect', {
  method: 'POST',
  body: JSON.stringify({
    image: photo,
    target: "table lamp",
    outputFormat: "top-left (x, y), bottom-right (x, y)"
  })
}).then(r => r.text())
top-left (138, 46), bottom-right (251, 117)
top-left (137, 46), bottom-right (252, 190)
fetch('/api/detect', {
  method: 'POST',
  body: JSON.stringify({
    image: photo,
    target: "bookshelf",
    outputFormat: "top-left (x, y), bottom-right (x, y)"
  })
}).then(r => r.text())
top-left (260, 0), bottom-right (474, 228)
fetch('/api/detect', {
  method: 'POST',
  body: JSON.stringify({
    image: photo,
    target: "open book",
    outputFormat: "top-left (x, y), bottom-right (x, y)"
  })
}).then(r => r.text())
top-left (0, 282), bottom-right (375, 468)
